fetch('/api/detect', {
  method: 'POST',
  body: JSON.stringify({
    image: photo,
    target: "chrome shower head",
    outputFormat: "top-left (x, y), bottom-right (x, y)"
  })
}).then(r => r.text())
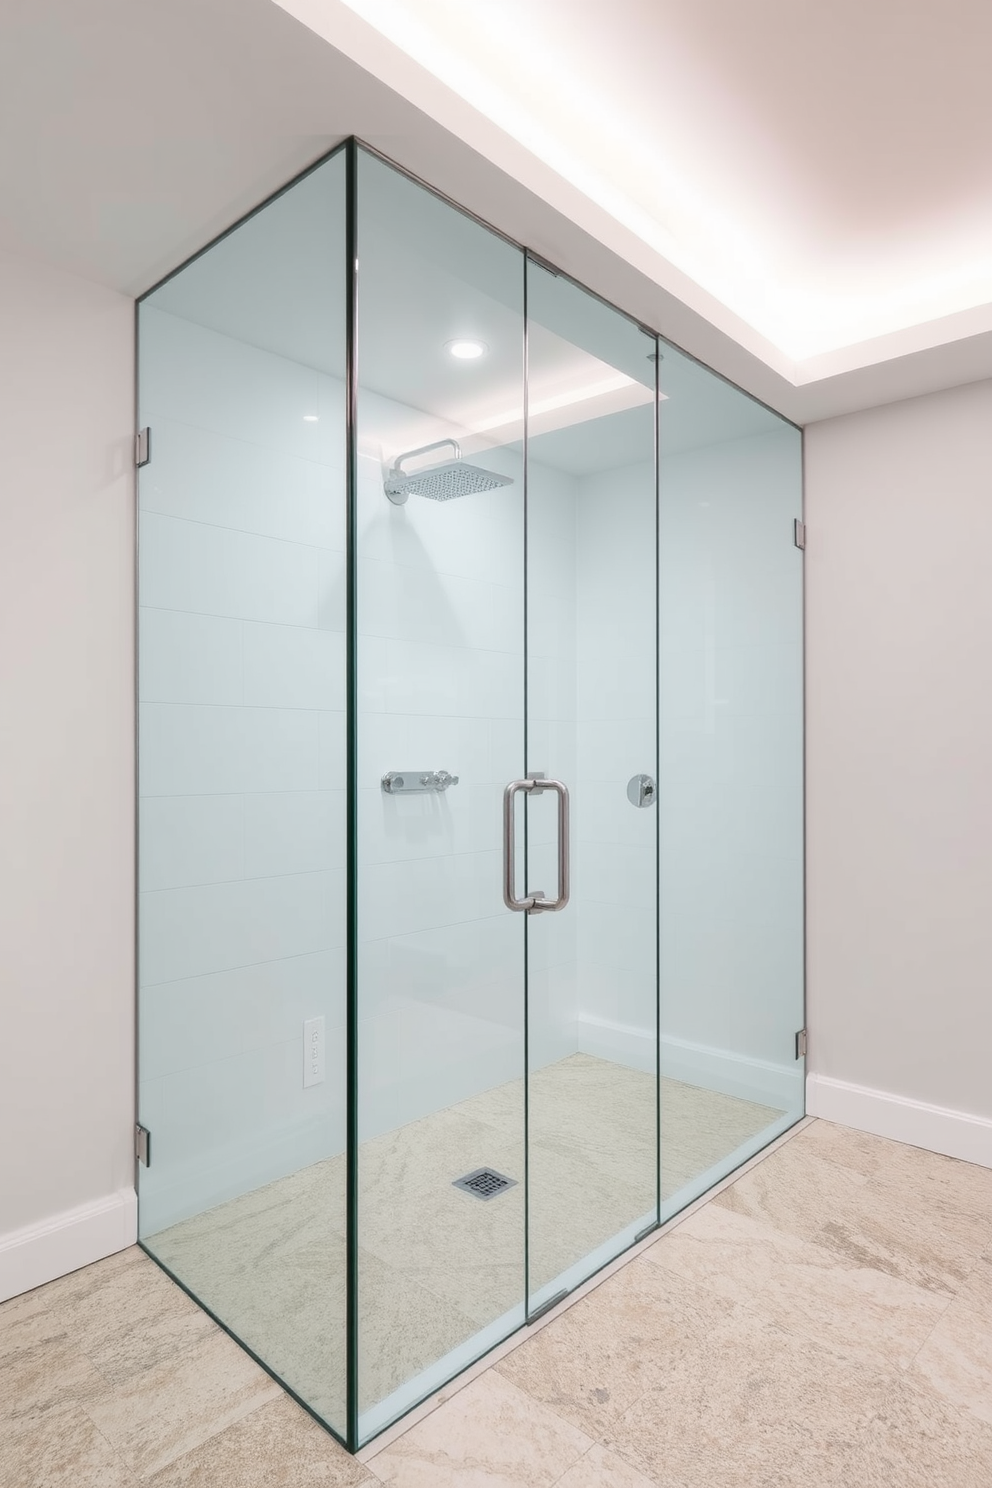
top-left (385, 439), bottom-right (513, 504)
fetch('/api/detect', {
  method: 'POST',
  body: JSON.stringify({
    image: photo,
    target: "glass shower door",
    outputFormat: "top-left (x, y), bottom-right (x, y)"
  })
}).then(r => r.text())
top-left (523, 262), bottom-right (660, 1313)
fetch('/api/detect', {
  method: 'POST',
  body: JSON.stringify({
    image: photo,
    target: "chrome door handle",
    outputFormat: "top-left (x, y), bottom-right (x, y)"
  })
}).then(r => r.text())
top-left (502, 778), bottom-right (570, 914)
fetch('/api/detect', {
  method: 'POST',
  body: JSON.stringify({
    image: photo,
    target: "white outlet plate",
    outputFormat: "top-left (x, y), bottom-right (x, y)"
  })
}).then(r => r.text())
top-left (303, 1016), bottom-right (325, 1088)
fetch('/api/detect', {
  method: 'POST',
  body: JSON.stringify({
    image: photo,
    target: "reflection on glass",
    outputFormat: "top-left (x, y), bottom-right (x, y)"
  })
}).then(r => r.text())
top-left (136, 152), bottom-right (349, 1435)
top-left (524, 263), bottom-right (659, 1308)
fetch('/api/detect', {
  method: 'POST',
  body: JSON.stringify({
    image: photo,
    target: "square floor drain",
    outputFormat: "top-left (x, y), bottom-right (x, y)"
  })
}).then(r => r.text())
top-left (453, 1167), bottom-right (517, 1201)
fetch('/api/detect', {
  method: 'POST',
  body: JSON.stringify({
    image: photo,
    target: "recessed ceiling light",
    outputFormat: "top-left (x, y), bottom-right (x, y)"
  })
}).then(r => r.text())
top-left (303, 414), bottom-right (319, 422)
top-left (446, 339), bottom-right (488, 360)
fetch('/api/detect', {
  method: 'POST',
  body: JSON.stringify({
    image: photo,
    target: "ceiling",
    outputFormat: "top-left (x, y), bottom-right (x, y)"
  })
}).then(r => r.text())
top-left (2, 0), bottom-right (990, 424)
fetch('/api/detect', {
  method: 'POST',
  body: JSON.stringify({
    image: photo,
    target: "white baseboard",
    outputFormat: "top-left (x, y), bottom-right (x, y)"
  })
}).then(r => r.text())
top-left (577, 1013), bottom-right (803, 1110)
top-left (0, 1189), bottom-right (137, 1304)
top-left (806, 1073), bottom-right (992, 1170)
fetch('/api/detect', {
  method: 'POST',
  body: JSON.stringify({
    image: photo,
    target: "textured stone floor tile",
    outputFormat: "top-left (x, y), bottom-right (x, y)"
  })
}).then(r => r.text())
top-left (553, 1441), bottom-right (666, 1487)
top-left (831, 1370), bottom-right (992, 1488)
top-left (84, 1327), bottom-right (281, 1477)
top-left (0, 1333), bottom-right (107, 1439)
top-left (145, 1395), bottom-right (375, 1487)
top-left (369, 1368), bottom-right (593, 1486)
top-left (713, 1133), bottom-right (872, 1242)
top-left (496, 1258), bottom-right (735, 1439)
top-left (1, 1402), bottom-right (139, 1487)
top-left (641, 1201), bottom-right (815, 1301)
top-left (910, 1252), bottom-right (992, 1427)
top-left (748, 1239), bottom-right (949, 1369)
top-left (798, 1121), bottom-right (992, 1226)
top-left (42, 1245), bottom-right (216, 1385)
top-left (719, 1130), bottom-right (987, 1297)
top-left (599, 1312), bottom-right (896, 1488)
top-left (0, 1286), bottom-right (67, 1361)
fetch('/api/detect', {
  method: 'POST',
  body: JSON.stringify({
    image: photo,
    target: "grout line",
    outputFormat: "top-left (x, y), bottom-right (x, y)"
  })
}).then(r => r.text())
top-left (356, 1115), bottom-right (814, 1463)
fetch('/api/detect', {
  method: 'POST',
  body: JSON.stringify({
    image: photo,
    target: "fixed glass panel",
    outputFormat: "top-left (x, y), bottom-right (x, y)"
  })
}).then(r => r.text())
top-left (354, 149), bottom-right (527, 1442)
top-left (656, 343), bottom-right (804, 1219)
top-left (524, 263), bottom-right (659, 1310)
top-left (136, 152), bottom-right (349, 1438)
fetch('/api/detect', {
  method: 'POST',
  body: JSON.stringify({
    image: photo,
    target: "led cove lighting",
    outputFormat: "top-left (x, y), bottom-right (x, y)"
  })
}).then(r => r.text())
top-left (446, 339), bottom-right (488, 360)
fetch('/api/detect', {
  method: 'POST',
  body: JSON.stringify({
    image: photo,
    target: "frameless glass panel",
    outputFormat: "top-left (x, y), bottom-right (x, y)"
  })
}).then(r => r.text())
top-left (136, 152), bottom-right (349, 1438)
top-left (524, 263), bottom-right (659, 1311)
top-left (354, 149), bottom-right (527, 1443)
top-left (656, 343), bottom-right (804, 1220)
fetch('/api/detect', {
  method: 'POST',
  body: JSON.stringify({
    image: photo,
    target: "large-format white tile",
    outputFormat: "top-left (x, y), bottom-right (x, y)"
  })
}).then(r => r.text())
top-left (141, 513), bottom-right (320, 628)
top-left (243, 791), bottom-right (345, 878)
top-left (243, 623), bottom-right (345, 710)
top-left (139, 869), bottom-right (345, 985)
top-left (139, 608), bottom-right (243, 705)
top-left (140, 704), bottom-right (320, 796)
top-left (359, 852), bottom-right (503, 941)
top-left (140, 794), bottom-right (244, 891)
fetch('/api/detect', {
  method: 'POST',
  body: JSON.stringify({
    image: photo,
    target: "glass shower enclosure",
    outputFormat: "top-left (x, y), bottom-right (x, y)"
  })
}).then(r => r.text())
top-left (136, 140), bottom-right (805, 1451)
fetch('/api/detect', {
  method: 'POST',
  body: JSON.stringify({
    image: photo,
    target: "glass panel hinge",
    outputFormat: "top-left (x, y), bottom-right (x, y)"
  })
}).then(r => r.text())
top-left (135, 1124), bottom-right (151, 1167)
top-left (135, 428), bottom-right (151, 468)
top-left (795, 1029), bottom-right (808, 1059)
top-left (794, 518), bottom-right (806, 550)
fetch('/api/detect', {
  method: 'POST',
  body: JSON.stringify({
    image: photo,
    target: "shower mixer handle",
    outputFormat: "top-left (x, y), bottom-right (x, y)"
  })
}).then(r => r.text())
top-left (502, 777), bottom-right (571, 915)
top-left (381, 770), bottom-right (459, 794)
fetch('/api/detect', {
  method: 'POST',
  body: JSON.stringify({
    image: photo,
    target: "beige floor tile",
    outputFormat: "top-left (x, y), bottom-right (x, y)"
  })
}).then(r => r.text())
top-left (84, 1327), bottom-right (281, 1477)
top-left (0, 1333), bottom-right (107, 1440)
top-left (1, 1403), bottom-right (139, 1487)
top-left (910, 1251), bottom-right (992, 1428)
top-left (552, 1442), bottom-right (665, 1488)
top-left (599, 1312), bottom-right (896, 1488)
top-left (642, 1200), bottom-right (817, 1301)
top-left (798, 1120), bottom-right (992, 1227)
top-left (717, 1128), bottom-right (988, 1296)
top-left (0, 1285), bottom-right (69, 1361)
top-left (826, 1370), bottom-right (992, 1488)
top-left (41, 1246), bottom-right (216, 1386)
top-left (145, 1395), bottom-right (375, 1487)
top-left (643, 1199), bottom-right (950, 1369)
top-left (659, 1079), bottom-right (782, 1200)
top-left (369, 1368), bottom-right (593, 1486)
top-left (496, 1258), bottom-right (735, 1439)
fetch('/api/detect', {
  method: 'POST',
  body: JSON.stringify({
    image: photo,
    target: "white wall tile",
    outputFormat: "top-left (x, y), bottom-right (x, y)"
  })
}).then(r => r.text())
top-left (140, 868), bottom-right (345, 986)
top-left (139, 607), bottom-right (243, 705)
top-left (141, 512), bottom-right (320, 628)
top-left (140, 794), bottom-right (244, 892)
top-left (243, 791), bottom-right (345, 878)
top-left (140, 703), bottom-right (320, 796)
top-left (243, 622), bottom-right (345, 710)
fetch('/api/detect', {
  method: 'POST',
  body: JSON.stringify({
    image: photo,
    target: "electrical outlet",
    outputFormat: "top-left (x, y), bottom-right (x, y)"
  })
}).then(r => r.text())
top-left (303, 1016), bottom-right (325, 1088)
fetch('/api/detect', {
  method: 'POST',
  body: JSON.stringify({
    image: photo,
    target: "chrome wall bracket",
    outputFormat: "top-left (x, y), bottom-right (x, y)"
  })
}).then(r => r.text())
top-left (382, 770), bottom-right (459, 794)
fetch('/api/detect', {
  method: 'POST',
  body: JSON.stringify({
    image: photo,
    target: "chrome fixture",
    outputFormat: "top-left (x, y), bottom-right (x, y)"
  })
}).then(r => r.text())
top-left (626, 773), bottom-right (657, 808)
top-left (381, 769), bottom-right (459, 795)
top-left (502, 776), bottom-right (570, 914)
top-left (384, 439), bottom-right (513, 504)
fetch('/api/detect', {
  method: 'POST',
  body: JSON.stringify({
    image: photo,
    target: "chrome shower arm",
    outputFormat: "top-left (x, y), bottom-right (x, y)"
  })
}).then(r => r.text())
top-left (390, 439), bottom-right (462, 479)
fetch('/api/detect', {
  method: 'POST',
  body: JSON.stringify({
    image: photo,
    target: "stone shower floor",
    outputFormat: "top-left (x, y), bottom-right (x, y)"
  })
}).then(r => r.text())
top-left (146, 1054), bottom-right (782, 1431)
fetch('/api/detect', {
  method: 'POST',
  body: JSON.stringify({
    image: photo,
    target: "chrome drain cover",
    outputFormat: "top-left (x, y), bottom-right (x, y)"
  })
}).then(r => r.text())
top-left (453, 1167), bottom-right (517, 1200)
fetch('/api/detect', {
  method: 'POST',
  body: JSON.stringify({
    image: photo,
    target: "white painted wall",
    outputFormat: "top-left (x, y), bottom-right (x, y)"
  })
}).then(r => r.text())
top-left (0, 248), bottom-right (136, 1300)
top-left (805, 379), bottom-right (992, 1165)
